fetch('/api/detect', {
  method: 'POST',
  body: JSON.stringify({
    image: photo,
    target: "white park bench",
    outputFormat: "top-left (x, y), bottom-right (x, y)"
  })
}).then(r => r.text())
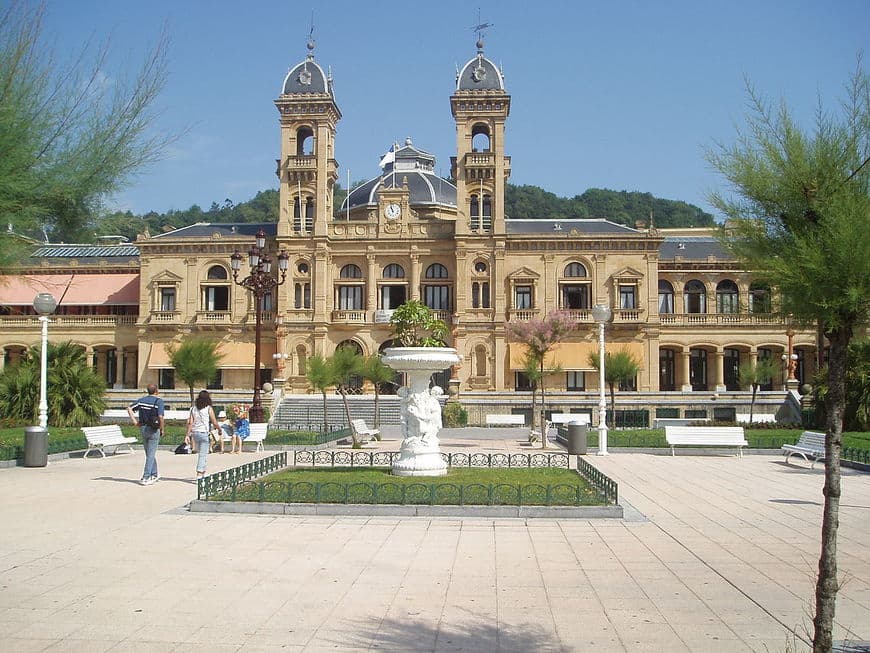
top-left (350, 419), bottom-right (380, 442)
top-left (81, 425), bottom-right (137, 459)
top-left (781, 431), bottom-right (826, 468)
top-left (550, 413), bottom-right (591, 426)
top-left (664, 425), bottom-right (748, 457)
top-left (217, 422), bottom-right (267, 452)
top-left (486, 414), bottom-right (525, 427)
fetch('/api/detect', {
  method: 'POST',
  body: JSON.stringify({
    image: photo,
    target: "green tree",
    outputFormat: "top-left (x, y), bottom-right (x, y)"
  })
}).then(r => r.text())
top-left (167, 339), bottom-right (223, 404)
top-left (389, 300), bottom-right (448, 347)
top-left (812, 339), bottom-right (870, 431)
top-left (360, 354), bottom-right (395, 430)
top-left (305, 353), bottom-right (333, 431)
top-left (0, 341), bottom-right (106, 427)
top-left (507, 310), bottom-right (575, 448)
top-left (707, 63), bottom-right (870, 652)
top-left (0, 2), bottom-right (173, 257)
top-left (329, 345), bottom-right (365, 446)
top-left (588, 349), bottom-right (642, 427)
top-left (738, 358), bottom-right (778, 423)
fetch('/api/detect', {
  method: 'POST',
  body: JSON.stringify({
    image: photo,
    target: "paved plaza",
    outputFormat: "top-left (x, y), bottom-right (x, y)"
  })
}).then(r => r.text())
top-left (0, 433), bottom-right (868, 652)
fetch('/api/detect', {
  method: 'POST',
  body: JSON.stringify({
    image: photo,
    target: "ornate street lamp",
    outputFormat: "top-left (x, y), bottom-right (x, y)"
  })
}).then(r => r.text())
top-left (592, 303), bottom-right (612, 455)
top-left (33, 293), bottom-right (58, 429)
top-left (230, 229), bottom-right (289, 423)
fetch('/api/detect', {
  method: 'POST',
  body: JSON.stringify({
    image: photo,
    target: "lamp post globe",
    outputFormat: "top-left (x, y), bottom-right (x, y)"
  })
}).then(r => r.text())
top-left (592, 303), bottom-right (611, 455)
top-left (32, 293), bottom-right (58, 429)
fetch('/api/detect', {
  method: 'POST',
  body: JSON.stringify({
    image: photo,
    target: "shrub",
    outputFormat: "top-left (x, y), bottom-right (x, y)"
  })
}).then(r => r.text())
top-left (442, 402), bottom-right (468, 427)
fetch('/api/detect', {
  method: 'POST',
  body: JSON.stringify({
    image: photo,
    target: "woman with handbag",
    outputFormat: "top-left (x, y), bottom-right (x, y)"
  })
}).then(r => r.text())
top-left (187, 390), bottom-right (221, 479)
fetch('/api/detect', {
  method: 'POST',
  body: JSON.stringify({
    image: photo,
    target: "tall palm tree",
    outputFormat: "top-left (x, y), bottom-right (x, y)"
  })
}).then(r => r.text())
top-left (330, 346), bottom-right (364, 446)
top-left (305, 354), bottom-right (333, 431)
top-left (0, 341), bottom-right (106, 427)
top-left (588, 349), bottom-right (642, 427)
top-left (360, 354), bottom-right (395, 430)
top-left (167, 338), bottom-right (223, 404)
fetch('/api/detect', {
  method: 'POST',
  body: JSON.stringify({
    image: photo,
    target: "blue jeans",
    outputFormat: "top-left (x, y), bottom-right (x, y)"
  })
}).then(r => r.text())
top-left (193, 431), bottom-right (210, 473)
top-left (141, 427), bottom-right (160, 479)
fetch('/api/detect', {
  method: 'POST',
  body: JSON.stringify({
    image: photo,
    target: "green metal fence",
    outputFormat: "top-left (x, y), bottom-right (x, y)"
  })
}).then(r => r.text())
top-left (576, 457), bottom-right (619, 505)
top-left (197, 452), bottom-right (287, 499)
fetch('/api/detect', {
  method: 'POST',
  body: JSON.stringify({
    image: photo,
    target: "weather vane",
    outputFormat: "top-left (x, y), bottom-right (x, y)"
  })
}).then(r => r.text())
top-left (471, 8), bottom-right (494, 42)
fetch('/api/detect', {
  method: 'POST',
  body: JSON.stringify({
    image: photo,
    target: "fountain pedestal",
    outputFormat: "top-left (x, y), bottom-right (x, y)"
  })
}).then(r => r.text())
top-left (381, 347), bottom-right (460, 477)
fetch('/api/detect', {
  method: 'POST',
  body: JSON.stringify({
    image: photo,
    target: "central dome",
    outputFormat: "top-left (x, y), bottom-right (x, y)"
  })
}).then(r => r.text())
top-left (341, 138), bottom-right (457, 212)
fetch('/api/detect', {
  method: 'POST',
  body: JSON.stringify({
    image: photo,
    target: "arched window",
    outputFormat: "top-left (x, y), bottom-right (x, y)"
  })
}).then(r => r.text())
top-left (296, 126), bottom-right (314, 156)
top-left (425, 264), bottom-right (448, 279)
top-left (469, 194), bottom-right (492, 232)
top-left (564, 263), bottom-right (587, 277)
top-left (207, 265), bottom-right (227, 280)
top-left (383, 264), bottom-right (405, 278)
top-left (716, 280), bottom-right (739, 314)
top-left (340, 264), bottom-right (362, 279)
top-left (471, 123), bottom-right (491, 152)
top-left (658, 280), bottom-right (674, 314)
top-left (335, 341), bottom-right (363, 393)
top-left (684, 280), bottom-right (706, 314)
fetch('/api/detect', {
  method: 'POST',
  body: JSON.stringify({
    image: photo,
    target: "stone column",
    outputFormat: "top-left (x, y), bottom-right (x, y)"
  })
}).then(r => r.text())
top-left (679, 347), bottom-right (692, 391)
top-left (713, 348), bottom-right (726, 392)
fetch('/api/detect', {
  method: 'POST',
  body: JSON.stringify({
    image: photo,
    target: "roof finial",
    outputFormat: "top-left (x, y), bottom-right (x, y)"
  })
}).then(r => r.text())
top-left (471, 8), bottom-right (493, 52)
top-left (306, 12), bottom-right (316, 58)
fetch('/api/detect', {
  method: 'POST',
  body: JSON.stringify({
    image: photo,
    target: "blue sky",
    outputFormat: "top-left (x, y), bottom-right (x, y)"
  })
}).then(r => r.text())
top-left (40, 0), bottom-right (869, 218)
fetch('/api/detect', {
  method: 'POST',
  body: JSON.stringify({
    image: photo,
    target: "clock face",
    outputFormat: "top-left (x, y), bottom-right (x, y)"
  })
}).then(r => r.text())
top-left (384, 203), bottom-right (401, 219)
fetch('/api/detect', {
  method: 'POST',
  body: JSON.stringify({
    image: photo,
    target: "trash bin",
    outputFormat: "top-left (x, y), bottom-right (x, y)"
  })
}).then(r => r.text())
top-left (566, 422), bottom-right (588, 455)
top-left (23, 426), bottom-right (48, 467)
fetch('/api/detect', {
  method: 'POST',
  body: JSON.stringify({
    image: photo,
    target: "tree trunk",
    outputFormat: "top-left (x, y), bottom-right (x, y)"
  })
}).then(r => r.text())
top-left (540, 361), bottom-right (547, 449)
top-left (750, 384), bottom-right (757, 423)
top-left (320, 391), bottom-right (328, 432)
top-left (188, 384), bottom-right (195, 405)
top-left (339, 387), bottom-right (357, 446)
top-left (374, 389), bottom-right (380, 429)
top-left (812, 326), bottom-right (850, 652)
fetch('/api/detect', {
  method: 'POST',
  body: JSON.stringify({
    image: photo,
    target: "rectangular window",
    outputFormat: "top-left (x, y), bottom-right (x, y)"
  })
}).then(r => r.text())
top-left (619, 285), bottom-right (636, 309)
top-left (159, 287), bottom-right (176, 311)
top-left (202, 286), bottom-right (229, 311)
top-left (514, 285), bottom-right (532, 309)
top-left (562, 285), bottom-right (589, 309)
top-left (337, 286), bottom-right (363, 310)
top-left (206, 369), bottom-right (222, 390)
top-left (471, 282), bottom-right (490, 308)
top-left (158, 368), bottom-right (175, 390)
top-left (294, 283), bottom-right (311, 309)
top-left (261, 291), bottom-right (273, 312)
top-left (514, 371), bottom-right (532, 391)
top-left (423, 285), bottom-right (450, 310)
top-left (566, 371), bottom-right (585, 391)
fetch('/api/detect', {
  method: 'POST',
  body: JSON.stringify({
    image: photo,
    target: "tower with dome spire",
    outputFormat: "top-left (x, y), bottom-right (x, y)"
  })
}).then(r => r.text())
top-left (450, 32), bottom-right (511, 238)
top-left (274, 35), bottom-right (341, 240)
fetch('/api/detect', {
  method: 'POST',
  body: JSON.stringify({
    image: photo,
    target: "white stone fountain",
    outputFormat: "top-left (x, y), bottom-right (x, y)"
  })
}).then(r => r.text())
top-left (381, 346), bottom-right (460, 476)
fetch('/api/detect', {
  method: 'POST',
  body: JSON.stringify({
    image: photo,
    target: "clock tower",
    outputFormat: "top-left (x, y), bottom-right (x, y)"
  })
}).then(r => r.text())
top-left (275, 39), bottom-right (341, 239)
top-left (450, 37), bottom-right (511, 237)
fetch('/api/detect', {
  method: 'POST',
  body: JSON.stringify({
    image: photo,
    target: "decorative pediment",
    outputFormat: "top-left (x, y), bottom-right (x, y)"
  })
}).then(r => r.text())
top-left (506, 266), bottom-right (540, 280)
top-left (148, 270), bottom-right (184, 287)
top-left (612, 266), bottom-right (644, 281)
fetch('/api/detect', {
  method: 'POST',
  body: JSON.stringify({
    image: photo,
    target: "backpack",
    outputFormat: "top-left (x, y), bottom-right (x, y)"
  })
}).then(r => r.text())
top-left (138, 398), bottom-right (161, 429)
top-left (174, 442), bottom-right (191, 455)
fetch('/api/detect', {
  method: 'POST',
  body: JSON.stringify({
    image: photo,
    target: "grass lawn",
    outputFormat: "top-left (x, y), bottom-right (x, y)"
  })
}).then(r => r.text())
top-left (210, 466), bottom-right (607, 506)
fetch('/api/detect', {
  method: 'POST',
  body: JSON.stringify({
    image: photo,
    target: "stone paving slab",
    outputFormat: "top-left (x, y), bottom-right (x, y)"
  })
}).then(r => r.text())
top-left (0, 439), bottom-right (868, 651)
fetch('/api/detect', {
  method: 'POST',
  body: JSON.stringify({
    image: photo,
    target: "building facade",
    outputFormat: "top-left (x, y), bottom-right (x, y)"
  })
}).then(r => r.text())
top-left (0, 38), bottom-right (820, 403)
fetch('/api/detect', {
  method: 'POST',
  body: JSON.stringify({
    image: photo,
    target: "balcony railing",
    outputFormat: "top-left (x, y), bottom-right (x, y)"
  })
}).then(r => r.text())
top-left (430, 310), bottom-right (453, 325)
top-left (659, 312), bottom-right (782, 326)
top-left (613, 309), bottom-right (643, 322)
top-left (0, 315), bottom-right (138, 327)
top-left (331, 310), bottom-right (366, 323)
top-left (150, 311), bottom-right (181, 323)
top-left (195, 311), bottom-right (231, 324)
top-left (246, 311), bottom-right (274, 324)
top-left (508, 309), bottom-right (540, 322)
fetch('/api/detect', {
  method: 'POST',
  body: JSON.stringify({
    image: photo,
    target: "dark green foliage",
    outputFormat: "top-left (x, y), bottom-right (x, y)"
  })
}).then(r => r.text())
top-left (812, 339), bottom-right (870, 431)
top-left (505, 185), bottom-right (715, 227)
top-left (167, 339), bottom-right (223, 404)
top-left (442, 402), bottom-right (468, 427)
top-left (0, 341), bottom-right (106, 427)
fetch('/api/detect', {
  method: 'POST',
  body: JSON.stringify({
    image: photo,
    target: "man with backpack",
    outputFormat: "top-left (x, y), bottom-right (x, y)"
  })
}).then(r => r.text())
top-left (126, 384), bottom-right (165, 486)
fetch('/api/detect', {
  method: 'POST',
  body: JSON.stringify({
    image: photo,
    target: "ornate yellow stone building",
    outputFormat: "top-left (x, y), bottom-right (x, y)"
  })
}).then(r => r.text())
top-left (0, 38), bottom-right (819, 417)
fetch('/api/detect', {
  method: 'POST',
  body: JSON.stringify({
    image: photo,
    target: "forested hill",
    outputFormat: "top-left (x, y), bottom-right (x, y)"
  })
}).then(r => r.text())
top-left (94, 185), bottom-right (714, 241)
top-left (505, 186), bottom-right (715, 227)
